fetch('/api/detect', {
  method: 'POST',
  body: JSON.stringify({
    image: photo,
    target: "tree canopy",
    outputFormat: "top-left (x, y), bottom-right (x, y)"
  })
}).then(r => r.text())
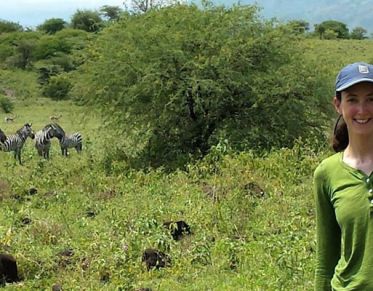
top-left (0, 20), bottom-right (23, 34)
top-left (287, 20), bottom-right (309, 34)
top-left (70, 10), bottom-right (103, 32)
top-left (71, 4), bottom-right (329, 169)
top-left (314, 20), bottom-right (349, 39)
top-left (37, 18), bottom-right (67, 34)
top-left (99, 5), bottom-right (123, 21)
top-left (350, 26), bottom-right (368, 40)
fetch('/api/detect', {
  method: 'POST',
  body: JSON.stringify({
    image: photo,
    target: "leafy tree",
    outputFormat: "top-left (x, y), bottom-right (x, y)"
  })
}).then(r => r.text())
top-left (33, 35), bottom-right (71, 60)
top-left (131, 0), bottom-right (157, 12)
top-left (6, 39), bottom-right (35, 69)
top-left (0, 31), bottom-right (40, 69)
top-left (71, 10), bottom-right (103, 32)
top-left (323, 29), bottom-right (338, 40)
top-left (72, 4), bottom-right (329, 169)
top-left (350, 26), bottom-right (367, 40)
top-left (53, 28), bottom-right (93, 50)
top-left (314, 20), bottom-right (349, 39)
top-left (314, 23), bottom-right (325, 39)
top-left (99, 5), bottom-right (123, 21)
top-left (37, 18), bottom-right (66, 34)
top-left (0, 20), bottom-right (23, 34)
top-left (126, 0), bottom-right (179, 13)
top-left (287, 20), bottom-right (309, 34)
top-left (42, 74), bottom-right (72, 100)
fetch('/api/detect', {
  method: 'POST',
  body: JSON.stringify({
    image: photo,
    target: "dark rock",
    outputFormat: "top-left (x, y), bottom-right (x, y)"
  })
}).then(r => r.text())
top-left (142, 248), bottom-right (171, 271)
top-left (52, 283), bottom-right (62, 291)
top-left (100, 270), bottom-right (110, 283)
top-left (21, 217), bottom-right (32, 225)
top-left (28, 188), bottom-right (38, 195)
top-left (85, 210), bottom-right (96, 218)
top-left (0, 253), bottom-right (19, 284)
top-left (163, 220), bottom-right (191, 241)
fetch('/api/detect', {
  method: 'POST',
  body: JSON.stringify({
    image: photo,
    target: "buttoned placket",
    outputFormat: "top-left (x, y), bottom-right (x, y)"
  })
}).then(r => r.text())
top-left (366, 177), bottom-right (373, 207)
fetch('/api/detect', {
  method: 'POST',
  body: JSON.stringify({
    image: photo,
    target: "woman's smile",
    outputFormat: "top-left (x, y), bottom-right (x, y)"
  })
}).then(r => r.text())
top-left (354, 118), bottom-right (371, 124)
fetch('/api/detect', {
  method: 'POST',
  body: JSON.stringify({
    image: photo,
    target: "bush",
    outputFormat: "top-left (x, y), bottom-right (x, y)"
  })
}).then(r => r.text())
top-left (0, 95), bottom-right (14, 113)
top-left (73, 4), bottom-right (330, 169)
top-left (42, 74), bottom-right (71, 100)
top-left (324, 29), bottom-right (338, 40)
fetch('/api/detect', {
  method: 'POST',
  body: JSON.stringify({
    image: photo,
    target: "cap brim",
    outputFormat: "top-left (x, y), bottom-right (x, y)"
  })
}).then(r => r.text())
top-left (336, 78), bottom-right (373, 92)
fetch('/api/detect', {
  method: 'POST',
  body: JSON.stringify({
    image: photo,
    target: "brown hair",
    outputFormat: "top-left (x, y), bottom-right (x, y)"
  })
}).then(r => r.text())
top-left (332, 92), bottom-right (349, 152)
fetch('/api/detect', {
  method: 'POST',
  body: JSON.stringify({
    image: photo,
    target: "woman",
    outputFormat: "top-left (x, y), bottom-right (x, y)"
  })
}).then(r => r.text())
top-left (314, 62), bottom-right (373, 290)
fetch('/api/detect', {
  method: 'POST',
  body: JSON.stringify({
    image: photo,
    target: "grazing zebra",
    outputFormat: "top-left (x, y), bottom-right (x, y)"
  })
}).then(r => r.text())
top-left (0, 123), bottom-right (35, 164)
top-left (0, 128), bottom-right (6, 143)
top-left (35, 123), bottom-right (65, 159)
top-left (59, 132), bottom-right (83, 156)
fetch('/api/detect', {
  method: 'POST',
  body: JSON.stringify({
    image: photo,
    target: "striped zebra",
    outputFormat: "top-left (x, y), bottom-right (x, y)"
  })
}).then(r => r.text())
top-left (35, 123), bottom-right (65, 159)
top-left (59, 132), bottom-right (83, 156)
top-left (0, 123), bottom-right (35, 164)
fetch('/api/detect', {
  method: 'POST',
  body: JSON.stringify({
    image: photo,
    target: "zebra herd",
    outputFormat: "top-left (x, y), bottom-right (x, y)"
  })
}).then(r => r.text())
top-left (0, 123), bottom-right (82, 164)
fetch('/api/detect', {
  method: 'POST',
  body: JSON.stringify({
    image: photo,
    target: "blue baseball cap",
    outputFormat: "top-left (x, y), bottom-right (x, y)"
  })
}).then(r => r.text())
top-left (336, 62), bottom-right (373, 92)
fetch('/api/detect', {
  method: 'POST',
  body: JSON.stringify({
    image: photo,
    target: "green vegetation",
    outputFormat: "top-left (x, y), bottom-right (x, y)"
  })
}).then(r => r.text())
top-left (37, 18), bottom-right (67, 35)
top-left (314, 20), bottom-right (349, 39)
top-left (0, 20), bottom-right (23, 34)
top-left (72, 5), bottom-right (331, 169)
top-left (0, 95), bottom-right (14, 113)
top-left (0, 99), bottom-right (328, 289)
top-left (70, 10), bottom-right (103, 33)
top-left (1, 2), bottom-right (373, 290)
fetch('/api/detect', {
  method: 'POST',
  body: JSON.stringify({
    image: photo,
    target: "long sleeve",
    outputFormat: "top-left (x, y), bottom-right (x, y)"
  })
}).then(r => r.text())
top-left (314, 164), bottom-right (341, 291)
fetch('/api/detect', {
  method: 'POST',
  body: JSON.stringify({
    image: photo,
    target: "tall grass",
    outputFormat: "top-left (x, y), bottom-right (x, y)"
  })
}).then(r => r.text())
top-left (0, 98), bottom-right (332, 290)
top-left (2, 37), bottom-right (372, 289)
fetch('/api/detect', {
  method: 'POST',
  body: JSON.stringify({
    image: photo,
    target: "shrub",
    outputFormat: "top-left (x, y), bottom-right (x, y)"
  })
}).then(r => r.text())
top-left (73, 4), bottom-right (330, 169)
top-left (0, 95), bottom-right (14, 113)
top-left (42, 74), bottom-right (71, 100)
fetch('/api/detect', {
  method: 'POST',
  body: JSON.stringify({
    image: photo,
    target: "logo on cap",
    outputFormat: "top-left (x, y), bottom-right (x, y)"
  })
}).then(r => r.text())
top-left (359, 65), bottom-right (369, 74)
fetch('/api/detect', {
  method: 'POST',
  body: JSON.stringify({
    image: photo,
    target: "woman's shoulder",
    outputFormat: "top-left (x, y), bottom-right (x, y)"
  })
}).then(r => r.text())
top-left (314, 152), bottom-right (342, 177)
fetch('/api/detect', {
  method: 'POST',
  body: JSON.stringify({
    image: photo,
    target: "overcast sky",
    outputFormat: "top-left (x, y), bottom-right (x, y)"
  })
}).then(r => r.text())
top-left (0, 0), bottom-right (126, 27)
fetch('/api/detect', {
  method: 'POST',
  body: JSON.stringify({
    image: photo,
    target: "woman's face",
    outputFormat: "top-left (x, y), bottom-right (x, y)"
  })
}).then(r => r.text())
top-left (334, 82), bottom-right (373, 137)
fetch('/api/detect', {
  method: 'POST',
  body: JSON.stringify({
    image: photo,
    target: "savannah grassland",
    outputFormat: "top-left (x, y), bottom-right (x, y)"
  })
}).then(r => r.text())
top-left (1, 36), bottom-right (373, 290)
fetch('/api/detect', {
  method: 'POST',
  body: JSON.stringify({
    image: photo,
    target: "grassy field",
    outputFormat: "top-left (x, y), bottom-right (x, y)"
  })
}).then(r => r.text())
top-left (0, 98), bottom-right (328, 290)
top-left (1, 38), bottom-right (373, 290)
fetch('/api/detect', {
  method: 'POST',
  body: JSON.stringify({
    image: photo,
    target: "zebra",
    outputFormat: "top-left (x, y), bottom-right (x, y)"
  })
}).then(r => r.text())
top-left (35, 123), bottom-right (65, 159)
top-left (59, 132), bottom-right (83, 156)
top-left (0, 123), bottom-right (35, 165)
top-left (0, 128), bottom-right (6, 143)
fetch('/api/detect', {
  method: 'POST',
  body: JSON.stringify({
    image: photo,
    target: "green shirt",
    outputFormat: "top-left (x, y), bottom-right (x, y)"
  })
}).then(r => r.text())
top-left (314, 152), bottom-right (373, 290)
